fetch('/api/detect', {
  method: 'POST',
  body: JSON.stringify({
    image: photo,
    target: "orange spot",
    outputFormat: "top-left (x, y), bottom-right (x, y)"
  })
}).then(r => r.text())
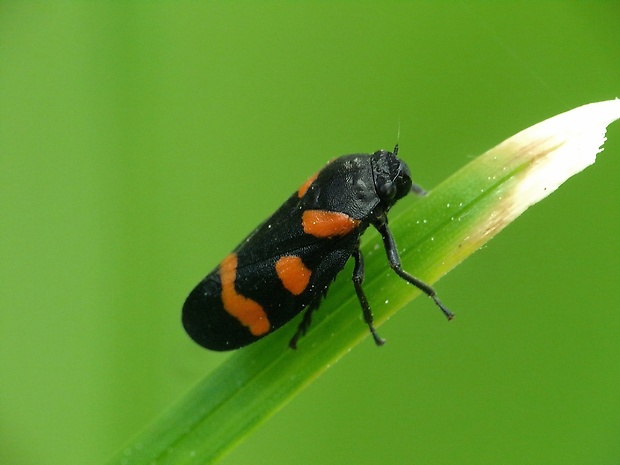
top-left (302, 210), bottom-right (361, 238)
top-left (297, 171), bottom-right (319, 198)
top-left (219, 254), bottom-right (270, 336)
top-left (276, 256), bottom-right (312, 295)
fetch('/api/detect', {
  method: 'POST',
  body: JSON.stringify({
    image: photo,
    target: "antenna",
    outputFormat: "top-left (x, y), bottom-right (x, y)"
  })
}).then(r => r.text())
top-left (395, 115), bottom-right (401, 154)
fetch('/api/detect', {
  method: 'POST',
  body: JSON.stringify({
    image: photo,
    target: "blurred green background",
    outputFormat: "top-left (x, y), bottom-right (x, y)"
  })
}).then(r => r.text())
top-left (1, 2), bottom-right (619, 464)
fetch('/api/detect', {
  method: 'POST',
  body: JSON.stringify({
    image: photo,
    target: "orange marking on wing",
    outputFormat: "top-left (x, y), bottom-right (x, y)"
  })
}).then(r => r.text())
top-left (297, 171), bottom-right (319, 198)
top-left (275, 255), bottom-right (312, 295)
top-left (219, 254), bottom-right (270, 336)
top-left (302, 210), bottom-right (361, 238)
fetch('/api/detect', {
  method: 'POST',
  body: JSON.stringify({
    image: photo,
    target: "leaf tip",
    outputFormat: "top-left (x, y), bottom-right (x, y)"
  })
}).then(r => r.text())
top-left (499, 99), bottom-right (620, 219)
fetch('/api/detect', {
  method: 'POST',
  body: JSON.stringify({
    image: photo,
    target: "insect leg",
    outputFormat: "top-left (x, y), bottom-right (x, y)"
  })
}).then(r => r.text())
top-left (352, 242), bottom-right (386, 346)
top-left (375, 221), bottom-right (454, 320)
top-left (289, 306), bottom-right (316, 349)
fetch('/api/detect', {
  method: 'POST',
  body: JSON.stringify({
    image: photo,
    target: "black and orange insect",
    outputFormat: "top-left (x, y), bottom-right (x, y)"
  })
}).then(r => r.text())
top-left (182, 145), bottom-right (453, 351)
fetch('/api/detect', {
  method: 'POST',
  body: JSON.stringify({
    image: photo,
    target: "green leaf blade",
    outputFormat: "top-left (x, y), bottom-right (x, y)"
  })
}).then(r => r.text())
top-left (107, 99), bottom-right (620, 465)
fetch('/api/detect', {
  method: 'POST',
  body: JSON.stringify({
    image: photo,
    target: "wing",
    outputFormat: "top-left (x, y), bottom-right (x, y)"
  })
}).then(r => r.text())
top-left (182, 194), bottom-right (363, 350)
top-left (182, 155), bottom-right (377, 350)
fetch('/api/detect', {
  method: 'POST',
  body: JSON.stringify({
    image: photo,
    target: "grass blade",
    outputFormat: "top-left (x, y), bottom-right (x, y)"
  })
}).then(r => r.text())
top-left (107, 99), bottom-right (620, 465)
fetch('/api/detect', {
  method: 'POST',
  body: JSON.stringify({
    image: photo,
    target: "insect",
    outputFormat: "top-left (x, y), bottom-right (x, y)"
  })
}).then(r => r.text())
top-left (182, 145), bottom-right (453, 351)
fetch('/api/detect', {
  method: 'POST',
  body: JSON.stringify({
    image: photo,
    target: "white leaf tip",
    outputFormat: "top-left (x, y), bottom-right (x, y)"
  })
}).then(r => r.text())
top-left (502, 99), bottom-right (620, 219)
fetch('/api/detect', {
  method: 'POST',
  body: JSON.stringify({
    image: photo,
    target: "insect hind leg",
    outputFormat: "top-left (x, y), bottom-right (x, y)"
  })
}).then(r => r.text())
top-left (289, 306), bottom-right (316, 349)
top-left (352, 242), bottom-right (386, 346)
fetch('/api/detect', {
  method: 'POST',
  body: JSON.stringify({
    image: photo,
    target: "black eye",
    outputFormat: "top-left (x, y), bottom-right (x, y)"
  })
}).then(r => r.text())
top-left (379, 181), bottom-right (397, 200)
top-left (394, 161), bottom-right (413, 199)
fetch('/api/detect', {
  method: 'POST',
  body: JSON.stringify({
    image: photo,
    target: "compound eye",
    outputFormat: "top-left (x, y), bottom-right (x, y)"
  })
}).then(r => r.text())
top-left (379, 181), bottom-right (397, 200)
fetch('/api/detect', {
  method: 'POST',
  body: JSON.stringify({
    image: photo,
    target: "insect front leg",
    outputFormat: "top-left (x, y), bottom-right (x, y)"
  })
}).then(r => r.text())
top-left (374, 220), bottom-right (454, 320)
top-left (352, 241), bottom-right (386, 346)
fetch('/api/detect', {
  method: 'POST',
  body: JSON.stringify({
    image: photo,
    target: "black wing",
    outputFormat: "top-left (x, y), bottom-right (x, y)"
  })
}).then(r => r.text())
top-left (182, 154), bottom-right (379, 350)
top-left (182, 194), bottom-right (363, 350)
